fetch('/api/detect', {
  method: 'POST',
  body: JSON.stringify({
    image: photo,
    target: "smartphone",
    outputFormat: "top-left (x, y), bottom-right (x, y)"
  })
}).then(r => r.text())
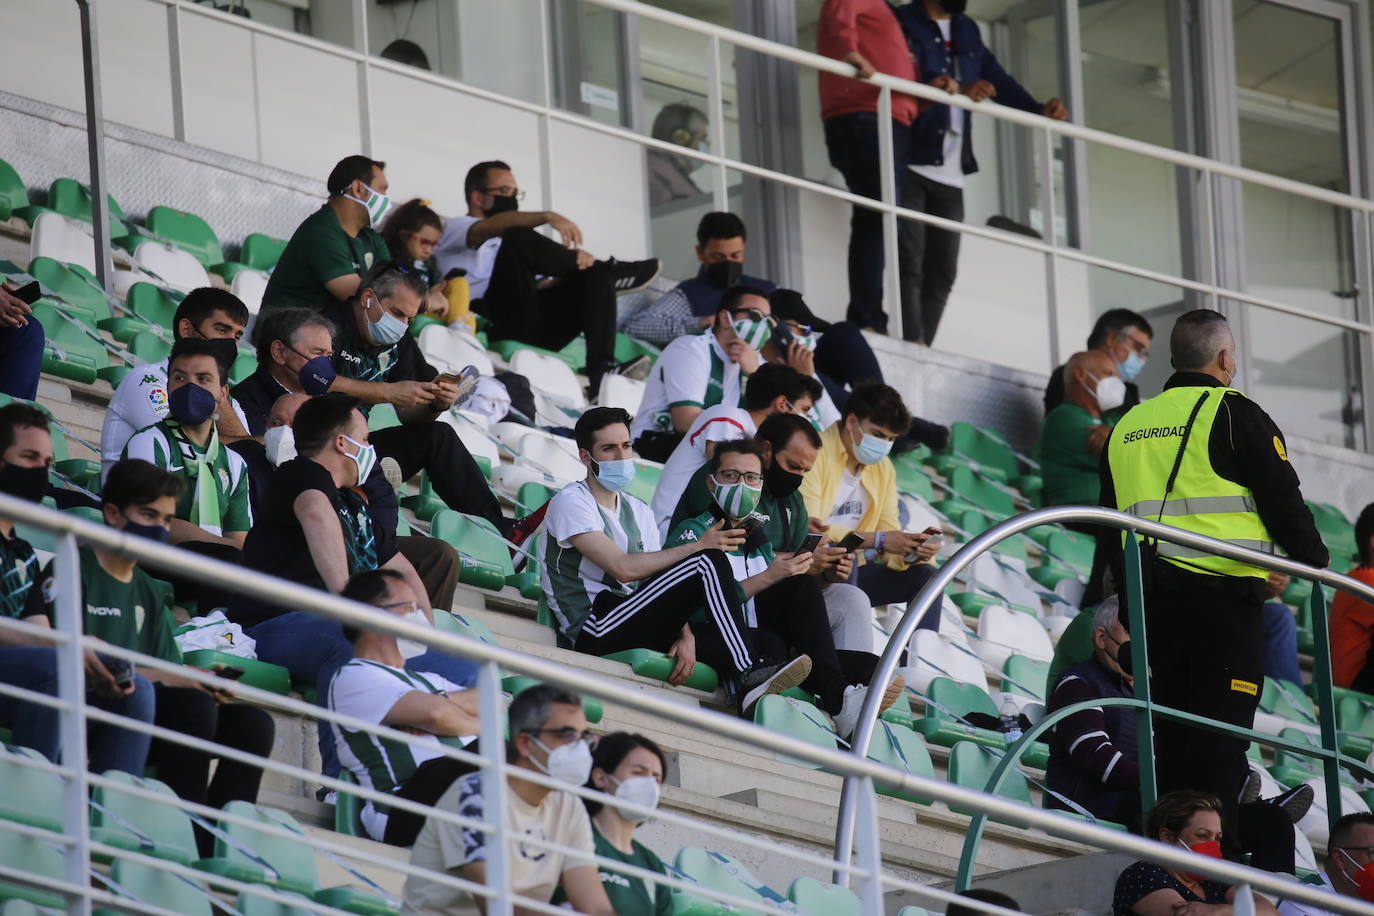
top-left (433, 372), bottom-right (461, 385)
top-left (737, 515), bottom-right (762, 535)
top-left (799, 532), bottom-right (823, 554)
top-left (217, 666), bottom-right (246, 681)
top-left (12, 280), bottom-right (41, 305)
top-left (96, 652), bottom-right (135, 690)
top-left (837, 531), bottom-right (865, 552)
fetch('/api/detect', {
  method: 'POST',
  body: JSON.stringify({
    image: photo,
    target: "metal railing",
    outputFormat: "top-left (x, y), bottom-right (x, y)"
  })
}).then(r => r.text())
top-left (4, 494), bottom-right (1374, 915)
top-left (832, 505), bottom-right (1374, 895)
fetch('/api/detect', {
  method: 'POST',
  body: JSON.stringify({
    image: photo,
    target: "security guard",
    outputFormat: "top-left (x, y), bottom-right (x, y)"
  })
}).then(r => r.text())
top-left (1099, 309), bottom-right (1327, 812)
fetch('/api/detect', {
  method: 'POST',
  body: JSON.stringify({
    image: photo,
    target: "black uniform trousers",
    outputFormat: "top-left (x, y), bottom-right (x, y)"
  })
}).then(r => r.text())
top-left (750, 574), bottom-right (848, 715)
top-left (370, 422), bottom-right (509, 536)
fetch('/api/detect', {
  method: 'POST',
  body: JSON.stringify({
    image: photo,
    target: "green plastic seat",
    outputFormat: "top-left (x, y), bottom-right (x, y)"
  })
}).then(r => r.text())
top-left (671, 847), bottom-right (784, 916)
top-left (333, 769), bottom-right (365, 838)
top-left (94, 857), bottom-right (213, 916)
top-left (1029, 557), bottom-right (1082, 591)
top-left (1260, 677), bottom-right (1318, 724)
top-left (1336, 696), bottom-right (1374, 759)
top-left (230, 348), bottom-right (256, 386)
top-left (236, 890), bottom-right (320, 916)
top-left (1002, 655), bottom-right (1050, 700)
top-left (179, 649), bottom-right (291, 695)
top-left (893, 457), bottom-right (936, 501)
top-left (0, 158), bottom-right (27, 222)
top-left (431, 510), bottom-right (514, 592)
top-left (31, 301), bottom-right (104, 384)
top-left (624, 461), bottom-right (662, 506)
top-left (614, 333), bottom-right (661, 364)
top-left (399, 471), bottom-right (445, 521)
top-left (490, 338), bottom-right (580, 370)
top-left (17, 177), bottom-right (130, 238)
top-left (788, 877), bottom-right (860, 916)
top-left (752, 694), bottom-right (837, 767)
top-left (867, 721), bottom-right (935, 804)
top-left (1270, 727), bottom-right (1319, 787)
top-left (0, 901), bottom-right (61, 916)
top-left (145, 205), bottom-right (224, 268)
top-left (939, 466), bottom-right (1015, 520)
top-left (500, 676), bottom-right (603, 724)
top-left (1014, 473), bottom-right (1043, 506)
top-left (433, 609), bottom-right (499, 646)
top-left (0, 746), bottom-right (66, 908)
top-left (104, 282), bottom-right (180, 343)
top-left (603, 648), bottom-right (719, 692)
top-left (27, 257), bottom-right (112, 326)
top-left (1045, 529), bottom-right (1095, 579)
top-left (515, 481), bottom-right (558, 515)
top-left (209, 233), bottom-right (288, 282)
top-left (957, 510), bottom-right (1025, 563)
top-left (366, 403), bottom-right (400, 433)
top-left (880, 691), bottom-right (916, 729)
top-left (931, 422), bottom-right (1020, 482)
top-left (128, 330), bottom-right (171, 366)
top-left (912, 678), bottom-right (1006, 751)
top-left (90, 771), bottom-right (198, 865)
top-left (947, 740), bottom-right (1031, 822)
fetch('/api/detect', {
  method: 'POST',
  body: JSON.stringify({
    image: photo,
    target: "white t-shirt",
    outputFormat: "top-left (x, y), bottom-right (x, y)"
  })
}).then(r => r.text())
top-left (401, 771), bottom-right (595, 916)
top-left (650, 406), bottom-right (756, 538)
top-left (911, 19), bottom-right (965, 190)
top-left (827, 468), bottom-right (870, 530)
top-left (1276, 872), bottom-right (1343, 916)
top-left (327, 659), bottom-right (472, 842)
top-left (99, 358), bottom-right (251, 482)
top-left (540, 481), bottom-right (662, 640)
top-left (434, 215), bottom-right (502, 300)
top-left (631, 331), bottom-right (744, 440)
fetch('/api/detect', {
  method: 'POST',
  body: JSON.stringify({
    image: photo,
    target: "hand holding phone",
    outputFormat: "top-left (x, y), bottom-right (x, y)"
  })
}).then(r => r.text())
top-left (799, 532), bottom-right (824, 554)
top-left (837, 531), bottom-right (865, 552)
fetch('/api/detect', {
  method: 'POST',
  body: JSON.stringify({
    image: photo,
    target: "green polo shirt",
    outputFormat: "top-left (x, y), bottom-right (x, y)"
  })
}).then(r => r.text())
top-left (669, 465), bottom-right (808, 555)
top-left (260, 205), bottom-right (390, 312)
top-left (552, 827), bottom-right (672, 916)
top-left (1038, 402), bottom-right (1108, 508)
top-left (36, 546), bottom-right (181, 663)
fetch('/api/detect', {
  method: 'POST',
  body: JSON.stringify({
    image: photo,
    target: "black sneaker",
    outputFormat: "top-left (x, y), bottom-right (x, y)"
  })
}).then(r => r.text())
top-left (1238, 767), bottom-right (1263, 806)
top-left (607, 258), bottom-right (661, 294)
top-left (1265, 783), bottom-right (1314, 824)
top-left (615, 355), bottom-right (652, 381)
top-left (739, 655), bottom-right (812, 717)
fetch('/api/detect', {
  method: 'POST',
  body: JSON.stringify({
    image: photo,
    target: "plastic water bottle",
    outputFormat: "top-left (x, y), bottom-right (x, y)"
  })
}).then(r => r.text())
top-left (1000, 696), bottom-right (1023, 743)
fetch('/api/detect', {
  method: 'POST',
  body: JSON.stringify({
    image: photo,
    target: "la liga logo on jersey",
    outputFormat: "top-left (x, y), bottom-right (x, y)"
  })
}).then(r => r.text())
top-left (148, 387), bottom-right (168, 410)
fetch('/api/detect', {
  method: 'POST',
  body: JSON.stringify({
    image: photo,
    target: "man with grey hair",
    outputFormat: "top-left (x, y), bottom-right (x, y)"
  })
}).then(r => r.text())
top-left (403, 683), bottom-right (615, 916)
top-left (1098, 308), bottom-right (1326, 836)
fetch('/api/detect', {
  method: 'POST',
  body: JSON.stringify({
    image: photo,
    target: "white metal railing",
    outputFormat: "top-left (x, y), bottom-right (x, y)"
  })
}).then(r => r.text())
top-left (3, 494), bottom-right (1374, 916)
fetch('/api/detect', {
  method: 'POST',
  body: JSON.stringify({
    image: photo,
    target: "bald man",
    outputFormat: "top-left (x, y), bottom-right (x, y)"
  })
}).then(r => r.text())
top-left (1038, 350), bottom-right (1125, 510)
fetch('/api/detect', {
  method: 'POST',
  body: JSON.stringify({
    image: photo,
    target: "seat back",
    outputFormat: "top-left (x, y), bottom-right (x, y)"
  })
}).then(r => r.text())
top-left (240, 233), bottom-right (288, 271)
top-left (0, 744), bottom-right (61, 828)
top-left (1046, 529), bottom-right (1095, 577)
top-left (99, 858), bottom-right (212, 916)
top-left (129, 330), bottom-right (172, 366)
top-left (125, 282), bottom-right (181, 330)
top-left (211, 802), bottom-right (319, 896)
top-left (438, 411), bottom-right (501, 468)
top-left (31, 211), bottom-right (98, 274)
top-left (133, 242), bottom-right (211, 294)
top-left (673, 847), bottom-right (770, 912)
top-left (517, 432), bottom-right (586, 484)
top-left (948, 739), bottom-right (1031, 806)
top-left (867, 721), bottom-right (935, 804)
top-left (510, 349), bottom-right (586, 409)
top-left (431, 510), bottom-right (516, 589)
top-left (45, 177), bottom-right (129, 237)
top-left (948, 466), bottom-right (1015, 518)
top-left (235, 891), bottom-right (317, 916)
top-left (597, 373), bottom-right (646, 414)
top-left (928, 676), bottom-right (1000, 723)
top-left (903, 630), bottom-right (987, 694)
top-left (948, 422), bottom-right (1019, 480)
top-left (417, 323), bottom-right (494, 376)
top-left (788, 877), bottom-right (860, 916)
top-left (752, 694), bottom-right (838, 767)
top-left (27, 256), bottom-right (111, 322)
top-left (0, 157), bottom-right (27, 221)
top-left (90, 771), bottom-right (198, 863)
top-left (145, 206), bottom-right (224, 267)
top-left (977, 605), bottom-right (1053, 665)
top-left (1002, 655), bottom-right (1051, 699)
top-left (230, 269), bottom-right (269, 316)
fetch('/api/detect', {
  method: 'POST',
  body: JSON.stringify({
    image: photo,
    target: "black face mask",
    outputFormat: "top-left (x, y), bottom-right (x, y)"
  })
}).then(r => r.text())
top-left (1115, 639), bottom-right (1134, 676)
top-left (701, 260), bottom-right (743, 290)
top-left (482, 194), bottom-right (519, 217)
top-left (938, 0), bottom-right (968, 13)
top-left (0, 463), bottom-right (49, 503)
top-left (765, 461), bottom-right (804, 499)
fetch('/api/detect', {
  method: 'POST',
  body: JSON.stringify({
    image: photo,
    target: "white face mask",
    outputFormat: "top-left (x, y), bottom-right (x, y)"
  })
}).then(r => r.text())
top-left (610, 775), bottom-right (661, 824)
top-left (531, 736), bottom-right (594, 787)
top-left (1088, 373), bottom-right (1127, 412)
top-left (264, 425), bottom-right (297, 467)
top-left (395, 608), bottom-right (431, 660)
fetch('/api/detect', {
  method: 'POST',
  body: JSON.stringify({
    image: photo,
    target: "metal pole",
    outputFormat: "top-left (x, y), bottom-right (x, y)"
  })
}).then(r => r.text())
top-left (75, 0), bottom-right (114, 295)
top-left (707, 35), bottom-right (729, 212)
top-left (1123, 531), bottom-right (1157, 816)
top-left (53, 532), bottom-right (91, 916)
top-left (851, 778), bottom-right (885, 916)
top-left (1309, 584), bottom-right (1344, 834)
top-left (352, 0), bottom-right (373, 155)
top-left (1039, 124), bottom-right (1062, 370)
top-left (538, 0), bottom-right (556, 212)
top-left (878, 84), bottom-right (901, 342)
top-left (477, 660), bottom-right (512, 916)
top-left (166, 1), bottom-right (186, 142)
top-left (1202, 168), bottom-right (1218, 311)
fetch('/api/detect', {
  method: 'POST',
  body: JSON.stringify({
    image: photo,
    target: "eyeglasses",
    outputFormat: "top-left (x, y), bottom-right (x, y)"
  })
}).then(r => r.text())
top-left (714, 469), bottom-right (763, 486)
top-left (381, 600), bottom-right (421, 614)
top-left (730, 308), bottom-right (774, 325)
top-left (483, 187), bottom-right (526, 201)
top-left (525, 726), bottom-right (597, 747)
top-left (1339, 846), bottom-right (1374, 860)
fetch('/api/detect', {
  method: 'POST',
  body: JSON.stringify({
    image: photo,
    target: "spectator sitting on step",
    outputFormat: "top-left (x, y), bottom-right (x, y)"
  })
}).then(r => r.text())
top-left (1113, 791), bottom-right (1279, 916)
top-left (260, 154), bottom-right (392, 314)
top-left (667, 438), bottom-right (902, 738)
top-left (554, 732), bottom-right (672, 916)
top-left (100, 288), bottom-right (253, 481)
top-left (433, 159), bottom-right (660, 397)
top-left (1038, 349), bottom-right (1123, 515)
top-left (0, 404), bottom-right (156, 778)
top-left (34, 458), bottom-right (275, 859)
top-left (308, 259), bottom-right (508, 534)
top-left (121, 338), bottom-right (252, 610)
top-left (649, 362), bottom-right (821, 537)
top-left (327, 568), bottom-right (479, 846)
top-left (1277, 812), bottom-right (1374, 916)
top-left (1044, 309), bottom-right (1153, 415)
top-left (541, 407), bottom-right (811, 715)
top-left (380, 198), bottom-right (453, 319)
top-left (799, 383), bottom-right (944, 630)
top-left (0, 281), bottom-right (44, 400)
top-left (1331, 502), bottom-right (1374, 693)
top-left (1260, 572), bottom-right (1303, 687)
top-left (630, 285), bottom-right (773, 463)
top-left (402, 683), bottom-right (616, 916)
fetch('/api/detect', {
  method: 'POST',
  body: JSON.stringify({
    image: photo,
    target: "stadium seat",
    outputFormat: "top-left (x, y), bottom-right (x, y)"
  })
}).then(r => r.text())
top-left (26, 257), bottom-right (113, 326)
top-left (867, 720), bottom-right (936, 804)
top-left (497, 432), bottom-right (585, 489)
top-left (211, 233), bottom-right (288, 282)
top-left (932, 422), bottom-right (1020, 482)
top-left (143, 205), bottom-right (224, 268)
top-left (1260, 677), bottom-right (1318, 725)
top-left (788, 877), bottom-right (860, 916)
top-left (0, 158), bottom-right (27, 222)
top-left (911, 677), bottom-right (1005, 751)
top-left (417, 323), bottom-right (494, 377)
top-left (101, 281), bottom-right (178, 342)
top-left (752, 694), bottom-right (838, 767)
top-left (896, 908), bottom-right (933, 916)
top-left (955, 510), bottom-right (1026, 564)
top-left (30, 211), bottom-right (99, 275)
top-left (892, 453), bottom-right (936, 501)
top-left (333, 770), bottom-right (365, 838)
top-left (0, 745), bottom-right (65, 908)
top-left (1336, 695), bottom-right (1374, 758)
top-left (499, 676), bottom-right (603, 724)
top-left (126, 240), bottom-right (212, 294)
top-left (430, 510), bottom-right (515, 592)
top-left (974, 605), bottom-right (1054, 670)
top-left (437, 412), bottom-right (500, 471)
top-left (513, 481), bottom-right (557, 515)
top-left (95, 857), bottom-right (213, 916)
top-left (236, 890), bottom-right (320, 916)
top-left (1043, 529), bottom-right (1094, 579)
top-left (597, 373), bottom-right (646, 414)
top-left (613, 332), bottom-right (661, 364)
top-left (1269, 727), bottom-right (1319, 786)
top-left (433, 609), bottom-right (499, 646)
top-left (231, 269), bottom-right (269, 317)
top-left (672, 847), bottom-right (786, 916)
top-left (18, 177), bottom-right (130, 239)
top-left (901, 629), bottom-right (987, 694)
top-left (1001, 655), bottom-right (1050, 700)
top-left (510, 349), bottom-right (586, 410)
top-left (1296, 777), bottom-right (1370, 848)
top-left (128, 330), bottom-right (171, 366)
top-left (31, 301), bottom-right (105, 384)
top-left (487, 338), bottom-right (579, 371)
top-left (178, 650), bottom-right (291, 695)
top-left (603, 648), bottom-right (719, 692)
top-left (625, 460), bottom-right (663, 508)
top-left (946, 740), bottom-right (1031, 821)
top-left (89, 771), bottom-right (198, 865)
top-left (942, 466), bottom-right (1016, 520)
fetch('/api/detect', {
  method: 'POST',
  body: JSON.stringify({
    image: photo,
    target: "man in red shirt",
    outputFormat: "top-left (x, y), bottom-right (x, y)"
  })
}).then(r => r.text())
top-left (817, 0), bottom-right (920, 334)
top-left (1331, 503), bottom-right (1374, 692)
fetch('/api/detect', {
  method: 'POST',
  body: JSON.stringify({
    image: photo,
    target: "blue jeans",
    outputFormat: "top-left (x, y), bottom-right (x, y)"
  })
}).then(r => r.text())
top-left (0, 318), bottom-right (45, 400)
top-left (0, 646), bottom-right (155, 775)
top-left (1261, 600), bottom-right (1303, 686)
top-left (247, 612), bottom-right (480, 778)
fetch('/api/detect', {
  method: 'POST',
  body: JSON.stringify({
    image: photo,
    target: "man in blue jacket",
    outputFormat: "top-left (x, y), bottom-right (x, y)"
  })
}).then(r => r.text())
top-left (896, 0), bottom-right (1067, 346)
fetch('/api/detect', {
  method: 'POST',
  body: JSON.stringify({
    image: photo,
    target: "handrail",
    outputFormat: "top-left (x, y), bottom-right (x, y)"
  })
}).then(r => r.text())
top-left (6, 494), bottom-right (1374, 915)
top-left (833, 505), bottom-right (1374, 885)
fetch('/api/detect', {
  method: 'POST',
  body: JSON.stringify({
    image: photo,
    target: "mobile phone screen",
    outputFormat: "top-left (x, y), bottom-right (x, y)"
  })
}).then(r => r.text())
top-left (800, 533), bottom-right (823, 553)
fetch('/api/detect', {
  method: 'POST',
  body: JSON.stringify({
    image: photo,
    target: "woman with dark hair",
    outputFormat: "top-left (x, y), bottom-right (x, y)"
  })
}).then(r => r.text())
top-left (1113, 791), bottom-right (1278, 916)
top-left (555, 731), bottom-right (673, 916)
top-left (380, 198), bottom-right (456, 319)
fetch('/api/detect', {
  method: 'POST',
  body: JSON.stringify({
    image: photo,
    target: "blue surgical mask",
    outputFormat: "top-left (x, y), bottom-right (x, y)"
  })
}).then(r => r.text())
top-left (364, 295), bottom-right (408, 347)
top-left (298, 354), bottom-right (337, 396)
top-left (1117, 350), bottom-right (1145, 382)
top-left (593, 458), bottom-right (637, 492)
top-left (168, 383), bottom-right (218, 425)
top-left (850, 424), bottom-right (893, 466)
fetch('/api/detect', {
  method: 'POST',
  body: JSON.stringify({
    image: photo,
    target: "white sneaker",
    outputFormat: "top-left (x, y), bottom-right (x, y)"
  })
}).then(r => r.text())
top-left (832, 674), bottom-right (905, 741)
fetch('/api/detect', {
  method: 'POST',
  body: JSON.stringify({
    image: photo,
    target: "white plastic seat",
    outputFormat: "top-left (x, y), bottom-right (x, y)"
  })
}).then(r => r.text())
top-left (901, 628), bottom-right (987, 694)
top-left (437, 411), bottom-right (500, 468)
top-left (1042, 615), bottom-right (1074, 643)
top-left (229, 269), bottom-right (268, 316)
top-left (966, 552), bottom-right (1044, 612)
top-left (491, 421), bottom-right (536, 451)
top-left (898, 493), bottom-right (944, 536)
top-left (1294, 826), bottom-right (1318, 875)
top-left (597, 374), bottom-right (646, 414)
top-left (418, 323), bottom-right (495, 377)
top-left (973, 605), bottom-right (1054, 670)
top-left (30, 211), bottom-right (97, 274)
top-left (1296, 778), bottom-right (1369, 847)
top-left (510, 348), bottom-right (586, 410)
top-left (491, 431), bottom-right (584, 494)
top-left (130, 241), bottom-right (211, 293)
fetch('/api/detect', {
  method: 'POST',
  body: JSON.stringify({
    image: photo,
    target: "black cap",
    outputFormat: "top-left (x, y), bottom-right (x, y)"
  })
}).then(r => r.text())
top-left (768, 288), bottom-right (831, 332)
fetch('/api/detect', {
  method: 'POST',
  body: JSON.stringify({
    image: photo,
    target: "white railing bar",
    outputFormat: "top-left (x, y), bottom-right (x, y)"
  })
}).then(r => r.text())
top-left (0, 678), bottom-right (78, 713)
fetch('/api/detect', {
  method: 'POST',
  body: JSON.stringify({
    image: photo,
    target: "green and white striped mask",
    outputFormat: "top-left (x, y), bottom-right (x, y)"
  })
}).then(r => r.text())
top-left (712, 478), bottom-right (762, 520)
top-left (732, 317), bottom-right (771, 351)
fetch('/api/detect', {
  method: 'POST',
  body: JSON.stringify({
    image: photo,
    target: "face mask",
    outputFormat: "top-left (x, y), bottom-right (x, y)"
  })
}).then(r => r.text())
top-left (711, 477), bottom-right (762, 520)
top-left (395, 608), bottom-right (431, 660)
top-left (701, 260), bottom-right (743, 290)
top-left (341, 434), bottom-right (377, 485)
top-left (198, 336), bottom-right (241, 372)
top-left (345, 182), bottom-right (391, 224)
top-left (1115, 638), bottom-right (1134, 676)
top-left (1175, 837), bottom-right (1223, 883)
top-left (765, 462), bottom-right (804, 499)
top-left (169, 383), bottom-right (219, 426)
top-left (364, 296), bottom-right (408, 347)
top-left (732, 317), bottom-right (771, 351)
top-left (850, 424), bottom-right (893, 466)
top-left (938, 0), bottom-right (968, 12)
top-left (1117, 350), bottom-right (1145, 382)
top-left (1338, 849), bottom-right (1374, 902)
top-left (792, 331), bottom-right (819, 352)
top-left (264, 426), bottom-right (297, 467)
top-left (0, 463), bottom-right (49, 502)
top-left (482, 194), bottom-right (519, 217)
top-left (1089, 373), bottom-right (1127, 412)
top-left (611, 775), bottom-right (661, 824)
top-left (690, 144), bottom-right (709, 172)
top-left (531, 736), bottom-right (594, 787)
top-left (592, 457), bottom-right (637, 492)
top-left (115, 514), bottom-right (169, 543)
top-left (298, 355), bottom-right (336, 396)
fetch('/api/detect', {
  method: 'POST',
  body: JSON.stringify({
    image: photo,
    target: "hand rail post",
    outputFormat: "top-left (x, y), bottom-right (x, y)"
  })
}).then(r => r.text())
top-left (1123, 531), bottom-right (1157, 817)
top-left (1309, 583), bottom-right (1344, 833)
top-left (707, 35), bottom-right (729, 212)
top-left (852, 777), bottom-right (885, 916)
top-left (878, 84), bottom-right (901, 341)
top-left (74, 0), bottom-right (114, 296)
top-left (477, 659), bottom-right (512, 916)
top-left (1039, 123), bottom-right (1062, 370)
top-left (54, 532), bottom-right (91, 916)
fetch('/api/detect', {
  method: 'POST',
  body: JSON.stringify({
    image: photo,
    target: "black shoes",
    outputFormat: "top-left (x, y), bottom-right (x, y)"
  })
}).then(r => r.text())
top-left (739, 656), bottom-right (813, 717)
top-left (607, 258), bottom-right (661, 294)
